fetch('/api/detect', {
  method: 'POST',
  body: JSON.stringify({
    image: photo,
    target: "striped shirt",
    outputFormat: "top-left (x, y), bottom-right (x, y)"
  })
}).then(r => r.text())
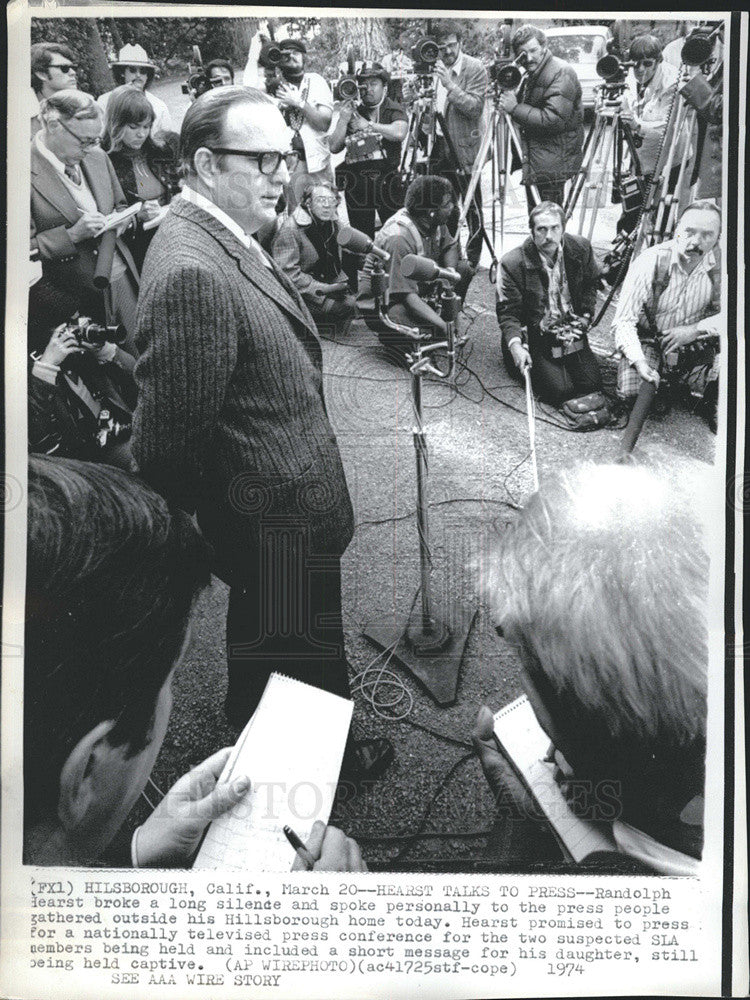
top-left (612, 240), bottom-right (721, 365)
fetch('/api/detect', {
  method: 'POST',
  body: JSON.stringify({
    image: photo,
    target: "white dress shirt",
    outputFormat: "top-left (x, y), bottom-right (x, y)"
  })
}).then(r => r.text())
top-left (179, 186), bottom-right (272, 268)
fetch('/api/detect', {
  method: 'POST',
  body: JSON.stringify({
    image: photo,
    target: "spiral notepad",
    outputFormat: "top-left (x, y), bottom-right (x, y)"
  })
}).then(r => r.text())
top-left (193, 673), bottom-right (353, 871)
top-left (493, 696), bottom-right (616, 863)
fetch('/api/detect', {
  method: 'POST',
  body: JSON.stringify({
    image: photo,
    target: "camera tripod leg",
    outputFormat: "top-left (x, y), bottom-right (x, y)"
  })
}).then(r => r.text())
top-left (565, 114), bottom-right (603, 218)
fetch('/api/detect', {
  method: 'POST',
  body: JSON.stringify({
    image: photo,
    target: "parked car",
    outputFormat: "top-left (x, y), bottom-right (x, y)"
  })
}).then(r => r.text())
top-left (545, 25), bottom-right (612, 109)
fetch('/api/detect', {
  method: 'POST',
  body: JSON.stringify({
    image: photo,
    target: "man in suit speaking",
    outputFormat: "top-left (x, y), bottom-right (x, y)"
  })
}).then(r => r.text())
top-left (131, 87), bottom-right (392, 778)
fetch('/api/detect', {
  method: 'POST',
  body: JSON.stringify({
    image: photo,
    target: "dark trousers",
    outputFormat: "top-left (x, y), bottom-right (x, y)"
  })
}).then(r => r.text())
top-left (525, 179), bottom-right (567, 213)
top-left (337, 164), bottom-right (403, 239)
top-left (430, 149), bottom-right (484, 268)
top-left (226, 540), bottom-right (351, 726)
top-left (501, 332), bottom-right (602, 407)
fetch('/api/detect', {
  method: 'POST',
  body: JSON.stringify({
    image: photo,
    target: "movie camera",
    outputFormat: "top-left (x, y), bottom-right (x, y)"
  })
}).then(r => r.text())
top-left (594, 43), bottom-right (634, 98)
top-left (181, 46), bottom-right (212, 99)
top-left (681, 23), bottom-right (722, 69)
top-left (334, 48), bottom-right (360, 103)
top-left (489, 51), bottom-right (528, 94)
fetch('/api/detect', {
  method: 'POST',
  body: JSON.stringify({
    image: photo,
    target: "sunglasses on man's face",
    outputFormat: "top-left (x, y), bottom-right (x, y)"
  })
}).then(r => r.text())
top-left (49, 62), bottom-right (78, 73)
top-left (634, 59), bottom-right (657, 68)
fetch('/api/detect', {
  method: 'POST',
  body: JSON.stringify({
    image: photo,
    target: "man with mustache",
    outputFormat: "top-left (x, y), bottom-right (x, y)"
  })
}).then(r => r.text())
top-left (612, 200), bottom-right (722, 430)
top-left (496, 201), bottom-right (604, 413)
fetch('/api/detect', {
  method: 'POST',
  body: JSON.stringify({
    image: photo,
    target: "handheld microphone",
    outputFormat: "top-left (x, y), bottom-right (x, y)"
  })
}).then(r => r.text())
top-left (401, 254), bottom-right (460, 284)
top-left (337, 225), bottom-right (390, 262)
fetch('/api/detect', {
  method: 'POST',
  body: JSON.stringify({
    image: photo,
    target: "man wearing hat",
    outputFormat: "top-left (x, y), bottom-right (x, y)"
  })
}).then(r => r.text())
top-left (329, 62), bottom-right (408, 240)
top-left (271, 38), bottom-right (334, 208)
top-left (97, 43), bottom-right (173, 142)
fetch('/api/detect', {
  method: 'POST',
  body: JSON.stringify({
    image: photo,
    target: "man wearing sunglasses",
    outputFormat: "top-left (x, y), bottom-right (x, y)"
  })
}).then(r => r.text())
top-left (31, 89), bottom-right (141, 354)
top-left (618, 35), bottom-right (688, 235)
top-left (30, 42), bottom-right (78, 137)
top-left (132, 87), bottom-right (393, 780)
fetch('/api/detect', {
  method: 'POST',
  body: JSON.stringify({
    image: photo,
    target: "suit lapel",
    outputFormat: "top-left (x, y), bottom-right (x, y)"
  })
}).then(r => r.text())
top-left (81, 154), bottom-right (112, 213)
top-left (173, 199), bottom-right (320, 343)
top-left (31, 145), bottom-right (80, 222)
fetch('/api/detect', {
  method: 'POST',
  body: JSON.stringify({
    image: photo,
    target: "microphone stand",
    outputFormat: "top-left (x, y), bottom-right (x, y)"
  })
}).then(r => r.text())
top-left (362, 272), bottom-right (475, 706)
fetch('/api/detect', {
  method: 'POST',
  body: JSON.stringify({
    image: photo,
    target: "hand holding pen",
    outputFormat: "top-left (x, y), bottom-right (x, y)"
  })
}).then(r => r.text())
top-left (285, 821), bottom-right (368, 872)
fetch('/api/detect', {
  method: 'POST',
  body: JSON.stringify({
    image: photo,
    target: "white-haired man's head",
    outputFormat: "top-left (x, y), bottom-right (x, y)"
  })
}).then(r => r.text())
top-left (485, 464), bottom-right (708, 838)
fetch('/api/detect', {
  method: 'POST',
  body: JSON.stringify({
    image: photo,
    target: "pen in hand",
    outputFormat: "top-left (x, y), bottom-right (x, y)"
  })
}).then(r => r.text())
top-left (283, 824), bottom-right (315, 871)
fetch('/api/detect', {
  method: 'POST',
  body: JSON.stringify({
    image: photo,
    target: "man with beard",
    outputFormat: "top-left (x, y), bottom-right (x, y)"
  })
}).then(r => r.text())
top-left (496, 24), bottom-right (584, 211)
top-left (329, 62), bottom-right (408, 239)
top-left (97, 43), bottom-right (173, 142)
top-left (271, 38), bottom-right (334, 207)
top-left (611, 200), bottom-right (722, 429)
top-left (428, 20), bottom-right (488, 269)
top-left (496, 201), bottom-right (604, 415)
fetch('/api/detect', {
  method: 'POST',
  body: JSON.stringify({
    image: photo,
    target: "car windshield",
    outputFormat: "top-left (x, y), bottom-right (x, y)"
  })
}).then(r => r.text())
top-left (547, 34), bottom-right (607, 65)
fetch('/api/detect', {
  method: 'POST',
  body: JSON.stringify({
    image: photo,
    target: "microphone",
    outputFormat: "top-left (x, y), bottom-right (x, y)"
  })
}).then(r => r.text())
top-left (401, 254), bottom-right (460, 284)
top-left (337, 225), bottom-right (390, 262)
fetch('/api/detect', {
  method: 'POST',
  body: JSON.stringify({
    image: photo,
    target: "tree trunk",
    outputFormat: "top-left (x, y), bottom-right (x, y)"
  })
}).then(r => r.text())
top-left (335, 17), bottom-right (389, 64)
top-left (87, 19), bottom-right (114, 96)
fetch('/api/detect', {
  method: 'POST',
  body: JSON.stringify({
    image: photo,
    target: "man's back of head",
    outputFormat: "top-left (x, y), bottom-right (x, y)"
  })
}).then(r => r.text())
top-left (485, 463), bottom-right (708, 844)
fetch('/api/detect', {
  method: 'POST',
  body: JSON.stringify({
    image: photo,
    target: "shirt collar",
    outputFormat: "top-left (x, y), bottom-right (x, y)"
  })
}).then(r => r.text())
top-left (35, 131), bottom-right (69, 176)
top-left (448, 52), bottom-right (464, 78)
top-left (180, 185), bottom-right (272, 267)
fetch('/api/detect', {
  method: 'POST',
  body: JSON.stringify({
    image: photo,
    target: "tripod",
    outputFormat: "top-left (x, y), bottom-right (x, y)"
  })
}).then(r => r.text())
top-left (362, 260), bottom-right (474, 706)
top-left (565, 89), bottom-right (644, 243)
top-left (459, 93), bottom-right (540, 264)
top-left (399, 76), bottom-right (438, 185)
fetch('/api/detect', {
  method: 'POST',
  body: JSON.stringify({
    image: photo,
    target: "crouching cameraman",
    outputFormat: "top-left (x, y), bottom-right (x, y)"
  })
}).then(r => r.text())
top-left (359, 175), bottom-right (472, 359)
top-left (496, 202), bottom-right (609, 427)
top-left (29, 287), bottom-right (137, 468)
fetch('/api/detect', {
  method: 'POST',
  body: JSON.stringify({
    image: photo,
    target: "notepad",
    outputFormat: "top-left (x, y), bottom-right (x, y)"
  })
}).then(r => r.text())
top-left (100, 202), bottom-right (142, 233)
top-left (193, 673), bottom-right (353, 871)
top-left (493, 695), bottom-right (616, 863)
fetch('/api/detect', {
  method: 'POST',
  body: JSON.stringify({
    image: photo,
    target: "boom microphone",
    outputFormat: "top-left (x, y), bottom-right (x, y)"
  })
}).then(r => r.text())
top-left (337, 225), bottom-right (390, 262)
top-left (401, 254), bottom-right (460, 284)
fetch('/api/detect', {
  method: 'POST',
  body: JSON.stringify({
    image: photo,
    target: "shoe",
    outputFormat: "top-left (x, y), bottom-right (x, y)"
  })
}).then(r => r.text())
top-left (339, 737), bottom-right (394, 784)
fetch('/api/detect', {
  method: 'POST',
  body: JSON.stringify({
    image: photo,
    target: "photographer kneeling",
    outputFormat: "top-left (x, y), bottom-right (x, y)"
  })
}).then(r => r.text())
top-left (359, 174), bottom-right (472, 359)
top-left (24, 455), bottom-right (367, 872)
top-left (496, 202), bottom-right (608, 427)
top-left (28, 271), bottom-right (137, 469)
top-left (271, 179), bottom-right (356, 338)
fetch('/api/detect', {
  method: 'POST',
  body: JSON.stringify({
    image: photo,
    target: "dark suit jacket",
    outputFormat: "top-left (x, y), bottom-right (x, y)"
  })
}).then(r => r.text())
top-left (132, 197), bottom-right (355, 585)
top-left (30, 140), bottom-right (139, 321)
top-left (442, 52), bottom-right (489, 170)
top-left (497, 234), bottom-right (599, 352)
top-left (511, 50), bottom-right (585, 185)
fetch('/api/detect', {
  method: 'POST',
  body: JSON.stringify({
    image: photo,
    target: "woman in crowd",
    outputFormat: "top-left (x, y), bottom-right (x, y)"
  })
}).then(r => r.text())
top-left (271, 179), bottom-right (356, 338)
top-left (103, 85), bottom-right (181, 270)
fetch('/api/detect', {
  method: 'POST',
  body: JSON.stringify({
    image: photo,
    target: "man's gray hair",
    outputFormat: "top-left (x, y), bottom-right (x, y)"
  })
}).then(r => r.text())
top-left (40, 88), bottom-right (102, 124)
top-left (483, 463), bottom-right (708, 749)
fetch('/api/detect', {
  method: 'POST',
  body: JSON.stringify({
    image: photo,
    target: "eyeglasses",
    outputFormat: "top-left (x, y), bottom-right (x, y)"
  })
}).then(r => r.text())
top-left (49, 62), bottom-right (78, 73)
top-left (57, 118), bottom-right (102, 148)
top-left (634, 59), bottom-right (657, 68)
top-left (207, 149), bottom-right (300, 174)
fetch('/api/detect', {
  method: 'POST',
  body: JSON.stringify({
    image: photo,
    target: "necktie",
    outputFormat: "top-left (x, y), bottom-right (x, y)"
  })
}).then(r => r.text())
top-left (64, 164), bottom-right (81, 185)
